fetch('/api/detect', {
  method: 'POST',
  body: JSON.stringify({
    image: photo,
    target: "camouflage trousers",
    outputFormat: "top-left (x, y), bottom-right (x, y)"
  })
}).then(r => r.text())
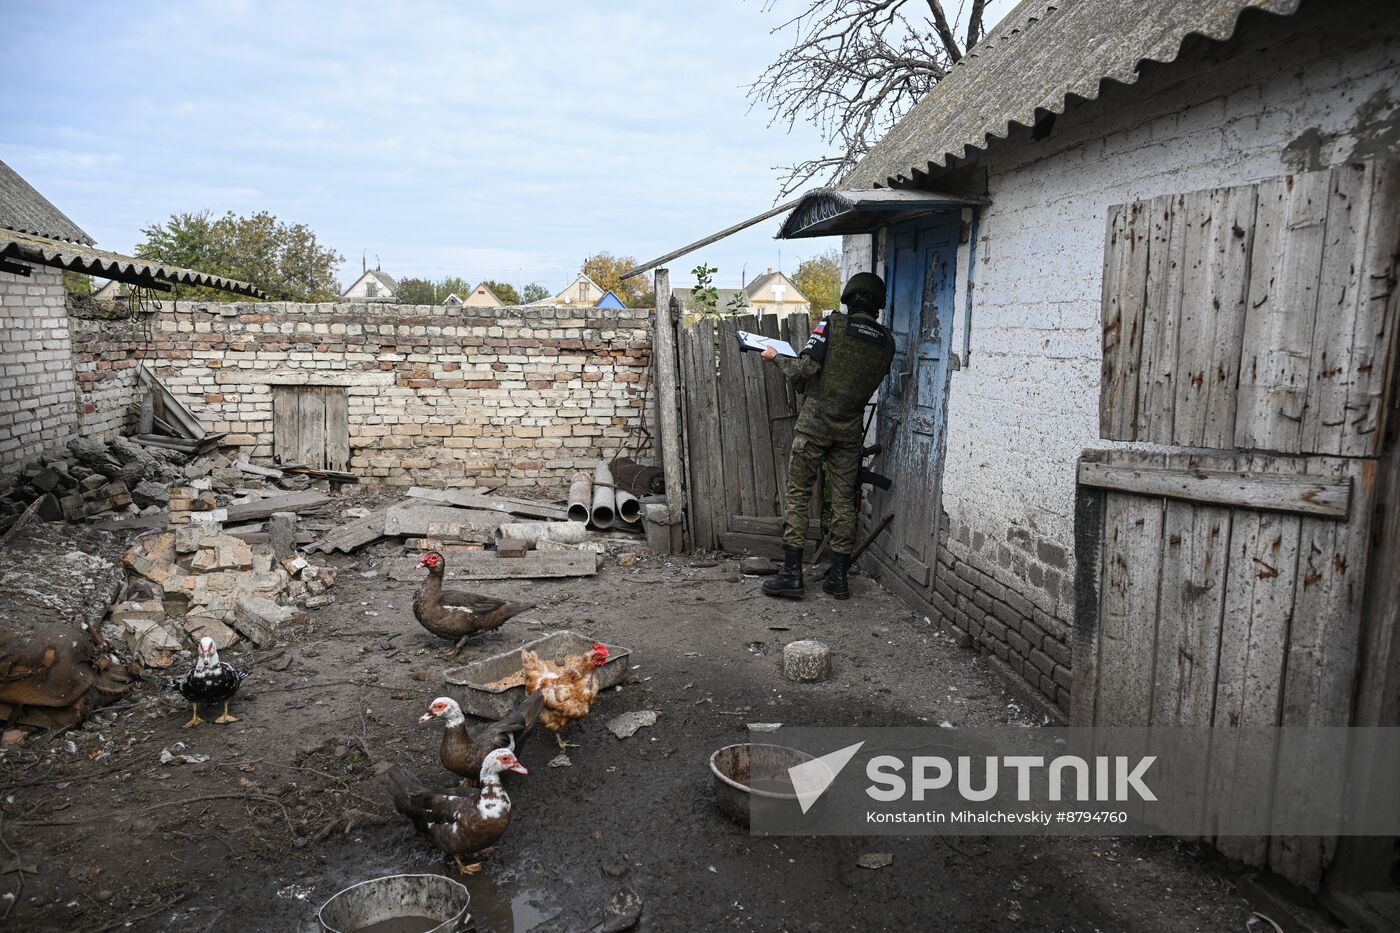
top-left (782, 430), bottom-right (862, 553)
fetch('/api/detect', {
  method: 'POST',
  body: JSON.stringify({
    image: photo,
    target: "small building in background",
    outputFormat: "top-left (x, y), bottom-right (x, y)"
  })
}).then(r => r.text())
top-left (594, 289), bottom-right (626, 309)
top-left (462, 283), bottom-right (504, 307)
top-left (341, 267), bottom-right (398, 302)
top-left (530, 272), bottom-right (605, 307)
top-left (670, 269), bottom-right (808, 317)
top-left (442, 292), bottom-right (464, 307)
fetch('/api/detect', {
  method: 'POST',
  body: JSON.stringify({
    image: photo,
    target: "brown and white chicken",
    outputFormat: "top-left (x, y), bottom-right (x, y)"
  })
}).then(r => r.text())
top-left (520, 643), bottom-right (609, 749)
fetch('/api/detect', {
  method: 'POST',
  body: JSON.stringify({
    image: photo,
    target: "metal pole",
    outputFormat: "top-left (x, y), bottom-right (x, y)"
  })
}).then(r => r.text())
top-left (652, 268), bottom-right (685, 552)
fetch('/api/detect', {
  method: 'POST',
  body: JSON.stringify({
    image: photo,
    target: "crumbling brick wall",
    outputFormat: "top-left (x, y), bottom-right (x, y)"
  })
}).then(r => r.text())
top-left (0, 268), bottom-right (79, 473)
top-left (70, 300), bottom-right (652, 492)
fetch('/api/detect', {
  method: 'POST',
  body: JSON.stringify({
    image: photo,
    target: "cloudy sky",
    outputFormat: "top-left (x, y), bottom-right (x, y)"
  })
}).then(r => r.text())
top-left (1, 0), bottom-right (1012, 293)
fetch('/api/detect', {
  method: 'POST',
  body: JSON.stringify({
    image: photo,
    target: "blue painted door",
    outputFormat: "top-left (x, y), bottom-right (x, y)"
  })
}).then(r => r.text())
top-left (873, 214), bottom-right (959, 588)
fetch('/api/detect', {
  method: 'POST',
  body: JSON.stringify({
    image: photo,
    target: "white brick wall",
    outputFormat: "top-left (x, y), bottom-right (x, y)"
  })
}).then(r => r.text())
top-left (0, 267), bottom-right (79, 471)
top-left (848, 0), bottom-right (1399, 635)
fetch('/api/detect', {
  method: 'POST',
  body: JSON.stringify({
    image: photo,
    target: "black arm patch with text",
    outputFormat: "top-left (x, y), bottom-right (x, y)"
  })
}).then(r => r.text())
top-left (801, 316), bottom-right (830, 364)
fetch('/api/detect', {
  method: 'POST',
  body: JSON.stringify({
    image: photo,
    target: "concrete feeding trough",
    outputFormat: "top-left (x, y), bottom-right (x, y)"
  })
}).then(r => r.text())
top-left (444, 630), bottom-right (632, 720)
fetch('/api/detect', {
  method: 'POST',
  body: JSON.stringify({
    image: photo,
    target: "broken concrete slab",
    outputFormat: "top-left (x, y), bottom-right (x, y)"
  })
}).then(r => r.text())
top-left (782, 640), bottom-right (832, 683)
top-left (388, 550), bottom-right (598, 582)
top-left (268, 511), bottom-right (297, 558)
top-left (232, 596), bottom-right (296, 646)
top-left (122, 618), bottom-right (184, 668)
top-left (406, 486), bottom-right (568, 521)
top-left (183, 612), bottom-right (239, 651)
top-left (607, 710), bottom-right (658, 739)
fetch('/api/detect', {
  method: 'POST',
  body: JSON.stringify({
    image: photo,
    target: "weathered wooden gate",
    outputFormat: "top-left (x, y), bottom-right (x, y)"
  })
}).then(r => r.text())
top-left (272, 385), bottom-right (350, 471)
top-left (1075, 161), bottom-right (1400, 890)
top-left (677, 311), bottom-right (813, 552)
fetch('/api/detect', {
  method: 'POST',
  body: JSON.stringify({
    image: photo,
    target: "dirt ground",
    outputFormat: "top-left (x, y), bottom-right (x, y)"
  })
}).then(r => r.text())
top-left (1, 526), bottom-right (1278, 932)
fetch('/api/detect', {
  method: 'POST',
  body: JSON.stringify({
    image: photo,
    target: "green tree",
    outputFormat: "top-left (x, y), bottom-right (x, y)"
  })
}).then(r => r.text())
top-left (690, 263), bottom-right (719, 315)
top-left (394, 277), bottom-right (436, 305)
top-left (135, 210), bottom-right (343, 302)
top-left (478, 280), bottom-right (521, 305)
top-left (792, 248), bottom-right (841, 321)
top-left (63, 271), bottom-right (93, 295)
top-left (581, 251), bottom-right (653, 307)
top-left (521, 282), bottom-right (550, 303)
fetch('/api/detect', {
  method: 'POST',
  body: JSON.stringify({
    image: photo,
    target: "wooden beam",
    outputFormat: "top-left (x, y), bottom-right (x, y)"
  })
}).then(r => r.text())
top-left (621, 197), bottom-right (804, 280)
top-left (224, 490), bottom-right (333, 523)
top-left (651, 269), bottom-right (685, 553)
top-left (1076, 460), bottom-right (1350, 519)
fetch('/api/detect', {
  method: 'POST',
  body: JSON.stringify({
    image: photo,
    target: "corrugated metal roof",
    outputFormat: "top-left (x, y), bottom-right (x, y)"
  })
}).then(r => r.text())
top-left (847, 0), bottom-right (1303, 189)
top-left (0, 229), bottom-right (267, 298)
top-left (777, 187), bottom-right (986, 238)
top-left (0, 160), bottom-right (94, 245)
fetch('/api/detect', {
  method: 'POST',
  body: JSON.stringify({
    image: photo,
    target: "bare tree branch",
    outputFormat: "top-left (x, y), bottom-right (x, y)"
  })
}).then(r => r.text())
top-left (966, 0), bottom-right (987, 48)
top-left (751, 0), bottom-right (985, 197)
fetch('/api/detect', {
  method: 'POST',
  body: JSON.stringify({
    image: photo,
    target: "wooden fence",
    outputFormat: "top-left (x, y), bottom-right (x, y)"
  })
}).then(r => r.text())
top-left (677, 311), bottom-right (813, 552)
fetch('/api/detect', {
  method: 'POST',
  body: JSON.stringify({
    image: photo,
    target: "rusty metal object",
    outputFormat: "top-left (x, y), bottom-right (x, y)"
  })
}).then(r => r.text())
top-left (615, 489), bottom-right (642, 524)
top-left (609, 457), bottom-right (664, 497)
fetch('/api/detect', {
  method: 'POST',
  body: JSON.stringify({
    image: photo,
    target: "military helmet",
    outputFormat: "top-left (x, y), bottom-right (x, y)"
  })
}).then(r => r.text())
top-left (840, 272), bottom-right (887, 311)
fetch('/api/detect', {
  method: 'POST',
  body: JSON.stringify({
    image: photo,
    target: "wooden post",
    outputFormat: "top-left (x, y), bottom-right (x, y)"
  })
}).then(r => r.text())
top-left (652, 268), bottom-right (686, 553)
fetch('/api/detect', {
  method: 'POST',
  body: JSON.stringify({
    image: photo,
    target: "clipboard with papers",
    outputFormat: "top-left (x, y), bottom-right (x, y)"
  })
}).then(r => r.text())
top-left (735, 329), bottom-right (798, 358)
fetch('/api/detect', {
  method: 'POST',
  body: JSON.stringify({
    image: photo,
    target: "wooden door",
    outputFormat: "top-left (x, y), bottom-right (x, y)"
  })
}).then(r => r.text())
top-left (272, 385), bottom-right (349, 471)
top-left (872, 215), bottom-right (959, 588)
top-left (1078, 161), bottom-right (1400, 891)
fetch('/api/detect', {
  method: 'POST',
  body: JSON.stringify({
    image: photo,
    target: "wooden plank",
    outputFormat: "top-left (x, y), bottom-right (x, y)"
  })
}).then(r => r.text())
top-left (736, 313), bottom-right (778, 515)
top-left (759, 313), bottom-right (793, 506)
top-left (677, 322), bottom-right (703, 548)
top-left (323, 388), bottom-right (350, 472)
top-left (720, 531), bottom-right (788, 559)
top-left (687, 318), bottom-right (726, 550)
top-left (1210, 500), bottom-right (1301, 865)
top-left (1151, 481), bottom-right (1231, 726)
top-left (1076, 460), bottom-right (1350, 519)
top-left (1337, 160), bottom-right (1400, 457)
top-left (1173, 185), bottom-right (1256, 448)
top-left (715, 316), bottom-right (755, 517)
top-left (1234, 171), bottom-right (1331, 453)
top-left (1099, 201), bottom-right (1151, 440)
top-left (1091, 490), bottom-right (1164, 726)
top-left (298, 387), bottom-right (326, 469)
top-left (727, 515), bottom-right (822, 539)
top-left (389, 550), bottom-right (596, 581)
top-left (136, 364), bottom-right (206, 439)
top-left (224, 490), bottom-right (333, 523)
top-left (273, 386), bottom-right (295, 463)
top-left (405, 486), bottom-right (568, 521)
top-left (1135, 194), bottom-right (1186, 441)
top-left (652, 272), bottom-right (686, 550)
top-left (1268, 455), bottom-right (1375, 887)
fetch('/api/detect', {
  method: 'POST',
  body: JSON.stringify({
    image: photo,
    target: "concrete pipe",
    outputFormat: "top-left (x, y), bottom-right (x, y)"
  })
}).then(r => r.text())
top-left (496, 521), bottom-right (587, 548)
top-left (591, 461), bottom-right (616, 529)
top-left (615, 488), bottom-right (642, 524)
top-left (567, 471), bottom-right (592, 524)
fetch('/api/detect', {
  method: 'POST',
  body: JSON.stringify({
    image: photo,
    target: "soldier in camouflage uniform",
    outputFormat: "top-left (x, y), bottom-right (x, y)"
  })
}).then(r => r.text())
top-left (759, 272), bottom-right (895, 600)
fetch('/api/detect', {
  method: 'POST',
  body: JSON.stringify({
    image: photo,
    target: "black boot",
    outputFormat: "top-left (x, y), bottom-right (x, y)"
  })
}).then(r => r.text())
top-left (823, 552), bottom-right (851, 600)
top-left (762, 547), bottom-right (805, 598)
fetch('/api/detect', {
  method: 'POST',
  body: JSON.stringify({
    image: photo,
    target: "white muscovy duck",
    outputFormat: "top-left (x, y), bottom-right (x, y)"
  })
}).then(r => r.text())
top-left (168, 636), bottom-right (248, 728)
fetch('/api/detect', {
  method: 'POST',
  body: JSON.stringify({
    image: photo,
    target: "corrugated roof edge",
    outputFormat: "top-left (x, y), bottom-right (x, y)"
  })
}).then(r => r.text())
top-left (848, 0), bottom-right (1303, 189)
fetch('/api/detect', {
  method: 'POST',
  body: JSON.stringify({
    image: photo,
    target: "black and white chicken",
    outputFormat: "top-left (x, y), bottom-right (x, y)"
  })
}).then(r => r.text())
top-left (168, 636), bottom-right (248, 728)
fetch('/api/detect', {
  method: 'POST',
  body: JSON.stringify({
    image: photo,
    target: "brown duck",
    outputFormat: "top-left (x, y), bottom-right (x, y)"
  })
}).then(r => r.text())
top-left (413, 551), bottom-right (534, 657)
top-left (381, 748), bottom-right (526, 874)
top-left (420, 693), bottom-right (544, 786)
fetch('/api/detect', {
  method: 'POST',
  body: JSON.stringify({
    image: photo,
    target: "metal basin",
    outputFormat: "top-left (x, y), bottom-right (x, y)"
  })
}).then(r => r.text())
top-left (709, 743), bottom-right (830, 829)
top-left (317, 873), bottom-right (471, 933)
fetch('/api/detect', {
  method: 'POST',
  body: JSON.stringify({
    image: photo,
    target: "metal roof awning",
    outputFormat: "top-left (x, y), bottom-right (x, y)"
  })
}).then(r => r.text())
top-left (776, 188), bottom-right (988, 239)
top-left (0, 229), bottom-right (268, 298)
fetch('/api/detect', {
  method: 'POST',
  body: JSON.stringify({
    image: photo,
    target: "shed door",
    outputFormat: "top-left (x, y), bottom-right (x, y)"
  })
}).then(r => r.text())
top-left (272, 386), bottom-right (349, 471)
top-left (874, 214), bottom-right (959, 587)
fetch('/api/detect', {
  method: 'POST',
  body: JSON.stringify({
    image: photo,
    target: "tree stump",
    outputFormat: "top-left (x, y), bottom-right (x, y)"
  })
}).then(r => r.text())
top-left (782, 639), bottom-right (831, 682)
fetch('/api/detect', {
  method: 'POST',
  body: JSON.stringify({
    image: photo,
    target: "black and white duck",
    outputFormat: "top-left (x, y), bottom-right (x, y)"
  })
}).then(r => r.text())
top-left (168, 636), bottom-right (248, 728)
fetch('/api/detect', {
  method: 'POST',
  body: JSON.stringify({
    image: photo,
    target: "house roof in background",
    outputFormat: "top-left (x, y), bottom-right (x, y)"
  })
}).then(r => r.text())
top-left (1, 228), bottom-right (266, 297)
top-left (0, 160), bottom-right (94, 245)
top-left (595, 289), bottom-right (626, 309)
top-left (366, 268), bottom-right (397, 290)
top-left (744, 270), bottom-right (807, 303)
top-left (847, 0), bottom-right (1303, 188)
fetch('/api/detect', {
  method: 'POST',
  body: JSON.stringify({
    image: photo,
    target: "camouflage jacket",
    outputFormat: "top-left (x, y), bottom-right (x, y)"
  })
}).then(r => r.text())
top-left (776, 309), bottom-right (895, 439)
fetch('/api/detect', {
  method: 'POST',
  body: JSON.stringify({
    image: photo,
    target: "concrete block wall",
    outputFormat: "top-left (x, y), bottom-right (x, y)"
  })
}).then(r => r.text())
top-left (846, 0), bottom-right (1399, 712)
top-left (0, 267), bottom-right (79, 472)
top-left (69, 300), bottom-right (653, 492)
